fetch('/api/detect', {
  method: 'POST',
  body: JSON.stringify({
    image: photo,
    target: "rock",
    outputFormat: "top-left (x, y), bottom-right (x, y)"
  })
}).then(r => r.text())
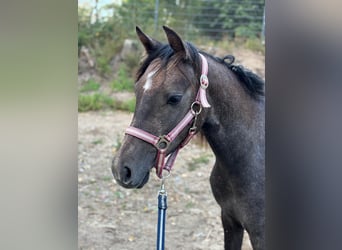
top-left (78, 46), bottom-right (99, 85)
top-left (120, 39), bottom-right (139, 61)
top-left (110, 39), bottom-right (140, 75)
top-left (79, 46), bottom-right (95, 73)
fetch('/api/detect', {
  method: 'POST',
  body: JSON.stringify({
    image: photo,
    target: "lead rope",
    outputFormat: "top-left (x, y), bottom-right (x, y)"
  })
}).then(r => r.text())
top-left (156, 174), bottom-right (169, 250)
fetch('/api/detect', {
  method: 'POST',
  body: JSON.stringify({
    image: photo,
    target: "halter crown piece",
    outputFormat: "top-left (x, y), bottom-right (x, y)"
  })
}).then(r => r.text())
top-left (125, 53), bottom-right (211, 178)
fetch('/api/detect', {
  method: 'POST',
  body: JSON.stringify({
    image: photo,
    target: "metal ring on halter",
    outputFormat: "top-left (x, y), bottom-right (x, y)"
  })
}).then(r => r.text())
top-left (156, 135), bottom-right (170, 151)
top-left (191, 101), bottom-right (202, 115)
top-left (161, 169), bottom-right (171, 179)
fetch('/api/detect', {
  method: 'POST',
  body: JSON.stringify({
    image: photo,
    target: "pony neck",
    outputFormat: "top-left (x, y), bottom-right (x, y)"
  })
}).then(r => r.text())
top-left (200, 56), bottom-right (265, 169)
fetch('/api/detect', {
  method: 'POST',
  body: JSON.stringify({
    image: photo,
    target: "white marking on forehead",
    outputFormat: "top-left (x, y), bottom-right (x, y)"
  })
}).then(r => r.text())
top-left (143, 70), bottom-right (157, 92)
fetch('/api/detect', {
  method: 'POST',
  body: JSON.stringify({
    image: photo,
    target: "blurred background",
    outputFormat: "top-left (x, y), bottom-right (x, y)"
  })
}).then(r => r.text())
top-left (78, 0), bottom-right (265, 114)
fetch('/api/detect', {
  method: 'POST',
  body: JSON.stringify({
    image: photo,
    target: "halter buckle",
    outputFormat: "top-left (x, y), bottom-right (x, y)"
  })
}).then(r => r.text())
top-left (200, 75), bottom-right (209, 89)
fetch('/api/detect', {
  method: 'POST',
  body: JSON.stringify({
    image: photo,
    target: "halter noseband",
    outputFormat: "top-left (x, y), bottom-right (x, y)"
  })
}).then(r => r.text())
top-left (125, 53), bottom-right (211, 178)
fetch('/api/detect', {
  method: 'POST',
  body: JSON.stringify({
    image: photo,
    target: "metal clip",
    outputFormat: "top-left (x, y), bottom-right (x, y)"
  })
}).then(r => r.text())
top-left (159, 178), bottom-right (166, 194)
top-left (189, 113), bottom-right (199, 132)
top-left (159, 171), bottom-right (170, 196)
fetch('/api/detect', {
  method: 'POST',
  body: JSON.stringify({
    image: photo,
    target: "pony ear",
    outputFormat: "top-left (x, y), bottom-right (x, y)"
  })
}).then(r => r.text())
top-left (163, 26), bottom-right (188, 58)
top-left (136, 26), bottom-right (161, 54)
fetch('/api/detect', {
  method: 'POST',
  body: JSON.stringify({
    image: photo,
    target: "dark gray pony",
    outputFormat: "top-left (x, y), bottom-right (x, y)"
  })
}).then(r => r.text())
top-left (112, 26), bottom-right (264, 250)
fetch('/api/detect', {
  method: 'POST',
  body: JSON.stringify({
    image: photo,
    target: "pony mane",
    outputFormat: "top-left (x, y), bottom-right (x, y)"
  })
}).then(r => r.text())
top-left (230, 63), bottom-right (265, 99)
top-left (137, 42), bottom-right (264, 100)
top-left (201, 52), bottom-right (265, 99)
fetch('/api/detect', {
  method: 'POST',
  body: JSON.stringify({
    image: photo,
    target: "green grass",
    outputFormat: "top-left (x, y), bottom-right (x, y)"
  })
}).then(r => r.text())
top-left (188, 155), bottom-right (210, 172)
top-left (78, 94), bottom-right (104, 112)
top-left (210, 37), bottom-right (235, 53)
top-left (244, 37), bottom-right (265, 54)
top-left (80, 79), bottom-right (101, 92)
top-left (111, 65), bottom-right (134, 92)
top-left (96, 56), bottom-right (111, 76)
top-left (115, 191), bottom-right (124, 199)
top-left (102, 176), bottom-right (113, 182)
top-left (203, 36), bottom-right (264, 55)
top-left (92, 139), bottom-right (103, 145)
top-left (117, 98), bottom-right (135, 113)
top-left (185, 202), bottom-right (195, 209)
top-left (78, 93), bottom-right (136, 113)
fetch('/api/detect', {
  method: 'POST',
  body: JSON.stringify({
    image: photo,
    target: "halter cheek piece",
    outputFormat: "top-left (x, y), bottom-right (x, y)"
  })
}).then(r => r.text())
top-left (125, 53), bottom-right (211, 178)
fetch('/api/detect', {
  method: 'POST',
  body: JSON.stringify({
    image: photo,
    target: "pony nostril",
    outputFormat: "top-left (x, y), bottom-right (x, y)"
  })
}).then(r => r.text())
top-left (122, 166), bottom-right (132, 183)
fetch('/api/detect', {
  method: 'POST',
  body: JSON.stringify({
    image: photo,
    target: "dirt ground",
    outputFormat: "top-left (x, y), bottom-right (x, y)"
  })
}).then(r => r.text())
top-left (78, 48), bottom-right (264, 249)
top-left (78, 111), bottom-right (252, 250)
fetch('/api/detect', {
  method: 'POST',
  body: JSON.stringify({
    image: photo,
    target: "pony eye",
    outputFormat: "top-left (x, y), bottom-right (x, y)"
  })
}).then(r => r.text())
top-left (167, 94), bottom-right (183, 105)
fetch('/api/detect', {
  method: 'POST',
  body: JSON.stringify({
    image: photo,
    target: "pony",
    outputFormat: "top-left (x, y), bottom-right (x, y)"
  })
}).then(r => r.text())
top-left (112, 26), bottom-right (265, 250)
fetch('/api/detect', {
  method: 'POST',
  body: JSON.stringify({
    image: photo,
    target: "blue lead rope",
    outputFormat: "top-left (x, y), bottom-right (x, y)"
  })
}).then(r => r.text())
top-left (156, 183), bottom-right (167, 250)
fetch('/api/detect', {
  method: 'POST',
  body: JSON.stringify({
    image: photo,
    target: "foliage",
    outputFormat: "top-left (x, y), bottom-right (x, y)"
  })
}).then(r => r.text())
top-left (78, 94), bottom-right (104, 112)
top-left (117, 98), bottom-right (136, 113)
top-left (123, 51), bottom-right (141, 73)
top-left (80, 79), bottom-right (101, 92)
top-left (78, 5), bottom-right (125, 76)
top-left (111, 65), bottom-right (134, 92)
top-left (79, 93), bottom-right (111, 112)
top-left (109, 0), bottom-right (155, 38)
top-left (78, 0), bottom-right (265, 50)
top-left (78, 1), bottom-right (264, 113)
top-left (244, 37), bottom-right (265, 54)
top-left (195, 0), bottom-right (265, 40)
top-left (78, 7), bottom-right (93, 52)
top-left (78, 93), bottom-right (136, 113)
top-left (95, 55), bottom-right (111, 76)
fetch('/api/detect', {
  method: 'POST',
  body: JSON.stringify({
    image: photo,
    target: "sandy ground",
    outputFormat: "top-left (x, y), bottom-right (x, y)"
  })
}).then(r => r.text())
top-left (78, 111), bottom-right (253, 250)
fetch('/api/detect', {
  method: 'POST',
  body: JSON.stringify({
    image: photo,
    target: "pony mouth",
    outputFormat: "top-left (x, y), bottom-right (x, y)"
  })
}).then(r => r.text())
top-left (136, 171), bottom-right (150, 188)
top-left (115, 170), bottom-right (150, 189)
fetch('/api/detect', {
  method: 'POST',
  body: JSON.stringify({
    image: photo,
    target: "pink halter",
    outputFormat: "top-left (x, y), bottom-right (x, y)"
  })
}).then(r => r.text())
top-left (125, 53), bottom-right (210, 178)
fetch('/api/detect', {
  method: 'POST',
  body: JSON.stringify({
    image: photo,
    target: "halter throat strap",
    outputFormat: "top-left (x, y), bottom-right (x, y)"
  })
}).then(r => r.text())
top-left (125, 53), bottom-right (210, 178)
